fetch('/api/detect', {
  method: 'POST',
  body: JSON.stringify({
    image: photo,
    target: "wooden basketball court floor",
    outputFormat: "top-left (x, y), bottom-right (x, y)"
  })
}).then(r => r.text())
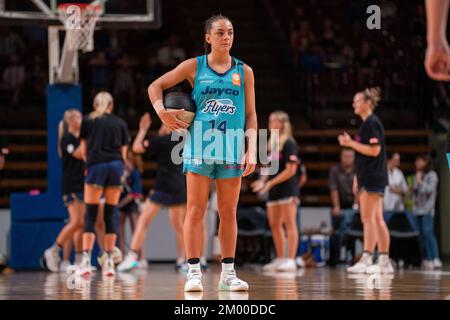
top-left (1, 264), bottom-right (450, 300)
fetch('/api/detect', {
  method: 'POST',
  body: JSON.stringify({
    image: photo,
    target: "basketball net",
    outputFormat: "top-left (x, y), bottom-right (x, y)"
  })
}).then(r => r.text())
top-left (57, 3), bottom-right (102, 53)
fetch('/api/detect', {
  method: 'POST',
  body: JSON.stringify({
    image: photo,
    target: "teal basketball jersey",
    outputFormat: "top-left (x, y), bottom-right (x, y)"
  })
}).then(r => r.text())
top-left (184, 55), bottom-right (246, 163)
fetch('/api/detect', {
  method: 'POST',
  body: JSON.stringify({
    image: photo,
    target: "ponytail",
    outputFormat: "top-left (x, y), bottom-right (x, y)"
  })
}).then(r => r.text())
top-left (360, 87), bottom-right (381, 109)
top-left (89, 91), bottom-right (113, 119)
top-left (57, 108), bottom-right (79, 157)
top-left (57, 119), bottom-right (67, 158)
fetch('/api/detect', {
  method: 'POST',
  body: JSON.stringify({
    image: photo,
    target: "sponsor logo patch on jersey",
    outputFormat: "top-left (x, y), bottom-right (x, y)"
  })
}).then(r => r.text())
top-left (202, 99), bottom-right (237, 116)
top-left (232, 73), bottom-right (241, 86)
top-left (199, 79), bottom-right (214, 84)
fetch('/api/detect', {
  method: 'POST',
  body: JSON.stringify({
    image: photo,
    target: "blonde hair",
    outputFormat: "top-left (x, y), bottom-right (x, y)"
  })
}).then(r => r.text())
top-left (360, 86), bottom-right (381, 109)
top-left (57, 109), bottom-right (80, 157)
top-left (89, 91), bottom-right (113, 119)
top-left (269, 111), bottom-right (294, 152)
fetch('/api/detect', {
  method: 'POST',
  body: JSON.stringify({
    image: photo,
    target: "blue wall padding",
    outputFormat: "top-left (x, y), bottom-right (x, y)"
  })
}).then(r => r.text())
top-left (9, 84), bottom-right (83, 269)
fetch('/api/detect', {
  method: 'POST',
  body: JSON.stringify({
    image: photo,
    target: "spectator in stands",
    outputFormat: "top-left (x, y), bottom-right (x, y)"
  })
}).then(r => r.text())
top-left (355, 41), bottom-right (377, 87)
top-left (0, 27), bottom-right (25, 66)
top-left (295, 156), bottom-right (307, 268)
top-left (290, 20), bottom-right (315, 62)
top-left (1, 54), bottom-right (26, 106)
top-left (320, 19), bottom-right (337, 55)
top-left (29, 55), bottom-right (47, 101)
top-left (299, 42), bottom-right (325, 73)
top-left (89, 51), bottom-right (111, 94)
top-left (156, 35), bottom-right (186, 70)
top-left (411, 154), bottom-right (442, 270)
top-left (0, 133), bottom-right (8, 171)
top-left (328, 148), bottom-right (356, 266)
top-left (384, 152), bottom-right (408, 212)
top-left (410, 4), bottom-right (426, 43)
top-left (113, 54), bottom-right (136, 114)
top-left (138, 56), bottom-right (163, 102)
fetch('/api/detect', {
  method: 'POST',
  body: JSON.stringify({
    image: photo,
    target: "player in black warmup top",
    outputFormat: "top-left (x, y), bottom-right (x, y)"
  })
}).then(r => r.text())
top-left (118, 113), bottom-right (189, 272)
top-left (338, 87), bottom-right (393, 274)
top-left (43, 109), bottom-right (85, 272)
top-left (79, 91), bottom-right (129, 277)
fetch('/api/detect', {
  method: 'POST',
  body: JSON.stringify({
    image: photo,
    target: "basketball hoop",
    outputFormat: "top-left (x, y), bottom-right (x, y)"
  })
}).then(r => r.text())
top-left (57, 3), bottom-right (103, 53)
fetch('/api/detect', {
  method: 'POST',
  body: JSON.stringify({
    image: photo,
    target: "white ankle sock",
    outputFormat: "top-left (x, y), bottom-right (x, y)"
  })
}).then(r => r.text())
top-left (378, 254), bottom-right (389, 265)
top-left (221, 262), bottom-right (234, 275)
top-left (361, 252), bottom-right (373, 264)
top-left (188, 262), bottom-right (201, 272)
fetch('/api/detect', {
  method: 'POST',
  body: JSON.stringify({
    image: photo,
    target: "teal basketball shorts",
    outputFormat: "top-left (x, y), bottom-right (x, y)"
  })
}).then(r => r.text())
top-left (183, 159), bottom-right (244, 179)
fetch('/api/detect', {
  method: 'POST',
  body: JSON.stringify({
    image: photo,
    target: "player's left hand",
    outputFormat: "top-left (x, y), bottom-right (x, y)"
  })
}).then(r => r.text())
top-left (242, 152), bottom-right (256, 177)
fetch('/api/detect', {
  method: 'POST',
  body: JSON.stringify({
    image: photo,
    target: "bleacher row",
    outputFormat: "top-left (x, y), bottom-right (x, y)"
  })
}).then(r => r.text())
top-left (0, 128), bottom-right (432, 208)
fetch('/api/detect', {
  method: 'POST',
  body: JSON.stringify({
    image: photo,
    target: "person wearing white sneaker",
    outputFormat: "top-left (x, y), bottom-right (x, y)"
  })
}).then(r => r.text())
top-left (411, 155), bottom-right (442, 273)
top-left (79, 92), bottom-right (129, 278)
top-left (117, 251), bottom-right (139, 272)
top-left (79, 252), bottom-right (93, 276)
top-left (276, 259), bottom-right (297, 272)
top-left (43, 109), bottom-right (85, 273)
top-left (185, 261), bottom-right (203, 292)
top-left (338, 88), bottom-right (391, 276)
top-left (102, 255), bottom-right (116, 277)
top-left (148, 15), bottom-right (257, 293)
top-left (262, 258), bottom-right (284, 272)
top-left (433, 258), bottom-right (443, 269)
top-left (121, 113), bottom-right (190, 274)
top-left (347, 251), bottom-right (374, 273)
top-left (218, 260), bottom-right (249, 292)
top-left (251, 112), bottom-right (300, 274)
top-left (365, 254), bottom-right (394, 274)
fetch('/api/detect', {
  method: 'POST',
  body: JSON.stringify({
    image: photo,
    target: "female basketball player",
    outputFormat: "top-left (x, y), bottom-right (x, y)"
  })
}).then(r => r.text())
top-left (148, 15), bottom-right (257, 292)
top-left (251, 111), bottom-right (299, 272)
top-left (338, 87), bottom-right (394, 274)
top-left (79, 91), bottom-right (129, 277)
top-left (117, 150), bottom-right (143, 256)
top-left (118, 112), bottom-right (189, 272)
top-left (43, 109), bottom-right (85, 272)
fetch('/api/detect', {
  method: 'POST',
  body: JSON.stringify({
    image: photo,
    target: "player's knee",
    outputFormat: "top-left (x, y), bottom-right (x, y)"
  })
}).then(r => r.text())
top-left (187, 205), bottom-right (206, 221)
top-left (84, 204), bottom-right (99, 233)
top-left (104, 204), bottom-right (116, 234)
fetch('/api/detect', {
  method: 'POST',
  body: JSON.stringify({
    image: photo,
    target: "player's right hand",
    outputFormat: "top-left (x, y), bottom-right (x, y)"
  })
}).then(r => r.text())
top-left (425, 40), bottom-right (450, 81)
top-left (158, 109), bottom-right (190, 131)
top-left (139, 112), bottom-right (152, 131)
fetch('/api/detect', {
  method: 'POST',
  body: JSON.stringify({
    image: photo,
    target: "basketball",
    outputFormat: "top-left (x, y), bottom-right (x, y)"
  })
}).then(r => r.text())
top-left (164, 92), bottom-right (197, 126)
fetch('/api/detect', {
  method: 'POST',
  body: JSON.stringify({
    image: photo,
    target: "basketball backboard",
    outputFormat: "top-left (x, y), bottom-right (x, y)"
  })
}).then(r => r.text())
top-left (0, 0), bottom-right (161, 29)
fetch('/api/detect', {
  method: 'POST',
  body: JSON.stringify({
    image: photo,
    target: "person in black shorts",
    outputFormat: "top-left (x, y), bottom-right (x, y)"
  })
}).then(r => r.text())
top-left (43, 109), bottom-right (85, 272)
top-left (118, 113), bottom-right (189, 272)
top-left (251, 111), bottom-right (299, 273)
top-left (338, 87), bottom-right (393, 274)
top-left (79, 91), bottom-right (129, 277)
